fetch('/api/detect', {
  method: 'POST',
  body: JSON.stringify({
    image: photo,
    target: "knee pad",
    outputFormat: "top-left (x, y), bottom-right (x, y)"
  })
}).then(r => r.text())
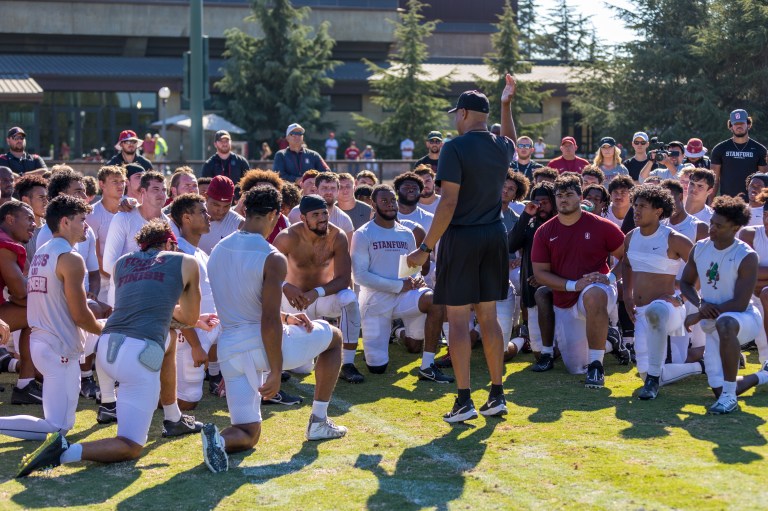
top-left (366, 362), bottom-right (388, 374)
top-left (337, 288), bottom-right (357, 307)
top-left (645, 302), bottom-right (670, 328)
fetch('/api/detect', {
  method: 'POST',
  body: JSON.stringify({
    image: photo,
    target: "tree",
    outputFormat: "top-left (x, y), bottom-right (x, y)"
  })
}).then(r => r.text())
top-left (215, 0), bottom-right (339, 145)
top-left (352, 0), bottom-right (451, 157)
top-left (537, 0), bottom-right (596, 63)
top-left (475, 0), bottom-right (554, 138)
top-left (517, 0), bottom-right (538, 60)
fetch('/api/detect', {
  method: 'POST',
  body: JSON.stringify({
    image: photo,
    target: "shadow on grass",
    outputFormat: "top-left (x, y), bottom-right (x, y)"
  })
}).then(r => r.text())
top-left (355, 420), bottom-right (499, 511)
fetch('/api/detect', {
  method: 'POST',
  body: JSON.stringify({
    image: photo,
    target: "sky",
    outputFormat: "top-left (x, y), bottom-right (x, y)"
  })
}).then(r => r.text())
top-left (535, 0), bottom-right (637, 46)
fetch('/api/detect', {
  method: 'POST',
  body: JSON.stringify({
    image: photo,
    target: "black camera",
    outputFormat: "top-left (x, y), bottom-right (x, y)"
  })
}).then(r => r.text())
top-left (649, 137), bottom-right (669, 162)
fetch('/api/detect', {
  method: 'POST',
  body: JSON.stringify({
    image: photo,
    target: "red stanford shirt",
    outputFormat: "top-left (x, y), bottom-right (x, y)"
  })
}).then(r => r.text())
top-left (531, 211), bottom-right (624, 308)
top-left (547, 155), bottom-right (590, 174)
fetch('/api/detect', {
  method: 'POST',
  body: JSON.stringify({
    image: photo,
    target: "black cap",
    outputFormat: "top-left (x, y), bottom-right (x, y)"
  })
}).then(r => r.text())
top-left (299, 194), bottom-right (328, 215)
top-left (215, 130), bottom-right (231, 142)
top-left (599, 137), bottom-right (616, 147)
top-left (448, 90), bottom-right (490, 114)
top-left (7, 127), bottom-right (25, 138)
top-left (125, 163), bottom-right (145, 179)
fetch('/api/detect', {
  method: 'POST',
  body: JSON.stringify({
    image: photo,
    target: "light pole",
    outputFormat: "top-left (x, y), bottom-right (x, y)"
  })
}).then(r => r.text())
top-left (158, 87), bottom-right (171, 141)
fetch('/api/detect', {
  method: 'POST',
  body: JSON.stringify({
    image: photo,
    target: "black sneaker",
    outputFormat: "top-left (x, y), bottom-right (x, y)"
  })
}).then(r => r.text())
top-left (479, 394), bottom-right (508, 417)
top-left (281, 371), bottom-right (291, 382)
top-left (201, 423), bottom-right (228, 473)
top-left (97, 403), bottom-right (117, 424)
top-left (585, 360), bottom-right (605, 389)
top-left (418, 364), bottom-right (455, 384)
top-left (80, 376), bottom-right (101, 401)
top-left (0, 346), bottom-right (12, 373)
top-left (443, 398), bottom-right (478, 423)
top-left (532, 353), bottom-right (554, 372)
top-left (638, 375), bottom-right (660, 400)
top-left (162, 414), bottom-right (203, 437)
top-left (435, 353), bottom-right (452, 369)
top-left (389, 319), bottom-right (404, 344)
top-left (626, 342), bottom-right (637, 364)
top-left (16, 432), bottom-right (68, 478)
top-left (607, 327), bottom-right (631, 366)
top-left (339, 363), bottom-right (365, 383)
top-left (262, 389), bottom-right (303, 406)
top-left (208, 373), bottom-right (226, 398)
top-left (12, 380), bottom-right (43, 405)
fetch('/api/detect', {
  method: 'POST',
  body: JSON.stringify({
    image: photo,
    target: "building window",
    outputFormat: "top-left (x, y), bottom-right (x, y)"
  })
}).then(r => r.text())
top-left (330, 94), bottom-right (362, 112)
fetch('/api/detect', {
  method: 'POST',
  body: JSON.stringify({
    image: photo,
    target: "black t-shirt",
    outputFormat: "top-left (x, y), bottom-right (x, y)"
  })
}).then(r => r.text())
top-left (622, 156), bottom-right (658, 181)
top-left (0, 152), bottom-right (47, 174)
top-left (106, 153), bottom-right (153, 171)
top-left (414, 154), bottom-right (439, 173)
top-left (711, 138), bottom-right (768, 197)
top-left (510, 160), bottom-right (543, 181)
top-left (201, 153), bottom-right (250, 182)
top-left (436, 131), bottom-right (516, 226)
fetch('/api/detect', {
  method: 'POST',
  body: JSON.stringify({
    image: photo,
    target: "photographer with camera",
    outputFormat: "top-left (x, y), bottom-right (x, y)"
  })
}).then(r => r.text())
top-left (623, 132), bottom-right (660, 183)
top-left (639, 140), bottom-right (692, 183)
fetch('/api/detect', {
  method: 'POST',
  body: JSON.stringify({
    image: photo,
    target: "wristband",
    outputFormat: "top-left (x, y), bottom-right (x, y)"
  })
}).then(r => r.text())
top-left (282, 281), bottom-right (289, 289)
top-left (565, 280), bottom-right (577, 292)
top-left (607, 273), bottom-right (616, 285)
top-left (314, 286), bottom-right (326, 297)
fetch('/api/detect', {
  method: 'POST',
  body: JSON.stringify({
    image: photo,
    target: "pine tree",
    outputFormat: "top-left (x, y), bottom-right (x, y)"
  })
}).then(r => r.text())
top-left (537, 0), bottom-right (596, 63)
top-left (517, 0), bottom-right (538, 60)
top-left (215, 0), bottom-right (339, 144)
top-left (352, 0), bottom-right (451, 157)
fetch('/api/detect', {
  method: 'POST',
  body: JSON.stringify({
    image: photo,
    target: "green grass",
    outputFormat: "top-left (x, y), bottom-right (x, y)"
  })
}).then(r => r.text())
top-left (2, 345), bottom-right (768, 510)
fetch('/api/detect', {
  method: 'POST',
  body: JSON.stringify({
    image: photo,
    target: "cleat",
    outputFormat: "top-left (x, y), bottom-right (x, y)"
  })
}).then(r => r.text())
top-left (626, 342), bottom-right (637, 364)
top-left (16, 432), bottom-right (68, 478)
top-left (12, 380), bottom-right (43, 405)
top-left (761, 360), bottom-right (768, 373)
top-left (418, 363), bottom-right (455, 384)
top-left (339, 363), bottom-right (365, 383)
top-left (281, 371), bottom-right (291, 382)
top-left (80, 376), bottom-right (101, 401)
top-left (532, 353), bottom-right (554, 372)
top-left (443, 398), bottom-right (478, 423)
top-left (607, 326), bottom-right (631, 366)
top-left (708, 394), bottom-right (739, 415)
top-left (162, 414), bottom-right (203, 437)
top-left (201, 423), bottom-right (228, 473)
top-left (435, 353), bottom-right (452, 369)
top-left (96, 403), bottom-right (118, 424)
top-left (208, 373), bottom-right (226, 398)
top-left (306, 414), bottom-right (347, 441)
top-left (389, 319), bottom-right (405, 345)
top-left (585, 360), bottom-right (605, 389)
top-left (638, 375), bottom-right (660, 400)
top-left (0, 346), bottom-right (12, 373)
top-left (262, 389), bottom-right (302, 406)
top-left (479, 394), bottom-right (508, 417)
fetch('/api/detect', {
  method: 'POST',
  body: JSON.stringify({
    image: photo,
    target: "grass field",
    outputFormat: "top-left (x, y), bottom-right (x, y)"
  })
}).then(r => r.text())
top-left (1, 343), bottom-right (767, 510)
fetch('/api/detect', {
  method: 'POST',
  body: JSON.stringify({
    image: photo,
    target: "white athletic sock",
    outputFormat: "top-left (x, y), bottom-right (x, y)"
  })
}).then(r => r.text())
top-left (81, 370), bottom-right (93, 379)
top-left (510, 337), bottom-right (525, 352)
top-left (541, 346), bottom-right (554, 356)
top-left (589, 349), bottom-right (604, 364)
top-left (722, 380), bottom-right (737, 396)
top-left (16, 378), bottom-right (32, 389)
top-left (208, 362), bottom-right (220, 377)
top-left (757, 370), bottom-right (768, 386)
top-left (8, 358), bottom-right (18, 373)
top-left (311, 400), bottom-right (329, 420)
top-left (163, 403), bottom-right (182, 423)
top-left (604, 340), bottom-right (613, 353)
top-left (421, 351), bottom-right (435, 370)
top-left (342, 349), bottom-right (356, 365)
top-left (60, 443), bottom-right (83, 464)
top-left (660, 362), bottom-right (703, 387)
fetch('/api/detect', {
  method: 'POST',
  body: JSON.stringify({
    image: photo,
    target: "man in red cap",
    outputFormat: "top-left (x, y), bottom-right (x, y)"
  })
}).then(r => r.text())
top-left (547, 136), bottom-right (589, 174)
top-left (683, 138), bottom-right (711, 169)
top-left (106, 130), bottom-right (153, 171)
top-left (199, 175), bottom-right (244, 256)
top-left (1, 127), bottom-right (47, 176)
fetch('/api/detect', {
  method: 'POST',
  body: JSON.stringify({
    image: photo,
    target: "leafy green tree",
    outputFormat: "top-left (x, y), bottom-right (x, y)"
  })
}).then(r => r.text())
top-left (215, 0), bottom-right (339, 144)
top-left (352, 0), bottom-right (451, 157)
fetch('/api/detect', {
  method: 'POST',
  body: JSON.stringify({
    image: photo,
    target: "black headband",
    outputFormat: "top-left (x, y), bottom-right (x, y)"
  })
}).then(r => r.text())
top-left (300, 194), bottom-right (327, 215)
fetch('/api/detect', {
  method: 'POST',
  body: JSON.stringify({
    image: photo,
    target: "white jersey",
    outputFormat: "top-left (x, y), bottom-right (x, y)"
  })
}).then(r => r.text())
top-left (398, 206), bottom-right (434, 233)
top-left (35, 222), bottom-right (98, 291)
top-left (627, 224), bottom-right (684, 276)
top-left (177, 236), bottom-right (215, 313)
top-left (208, 231), bottom-right (276, 360)
top-left (689, 204), bottom-right (714, 224)
top-left (605, 206), bottom-right (626, 228)
top-left (750, 206), bottom-right (764, 226)
top-left (752, 226), bottom-right (768, 264)
top-left (418, 195), bottom-right (440, 214)
top-left (664, 214), bottom-right (702, 243)
top-left (86, 200), bottom-right (116, 259)
top-left (199, 209), bottom-right (244, 255)
top-left (694, 238), bottom-right (755, 305)
top-left (351, 220), bottom-right (415, 312)
top-left (102, 208), bottom-right (168, 275)
top-left (288, 204), bottom-right (354, 234)
top-left (27, 237), bottom-right (84, 358)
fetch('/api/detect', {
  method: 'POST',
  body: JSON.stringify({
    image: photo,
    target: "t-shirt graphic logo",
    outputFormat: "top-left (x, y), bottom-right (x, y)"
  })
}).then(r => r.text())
top-left (706, 261), bottom-right (720, 289)
top-left (585, 232), bottom-right (591, 240)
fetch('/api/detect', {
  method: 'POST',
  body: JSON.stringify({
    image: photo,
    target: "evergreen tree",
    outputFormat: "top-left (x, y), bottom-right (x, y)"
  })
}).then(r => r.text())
top-left (352, 0), bottom-right (451, 157)
top-left (215, 0), bottom-right (339, 144)
top-left (517, 0), bottom-right (538, 60)
top-left (537, 0), bottom-right (596, 63)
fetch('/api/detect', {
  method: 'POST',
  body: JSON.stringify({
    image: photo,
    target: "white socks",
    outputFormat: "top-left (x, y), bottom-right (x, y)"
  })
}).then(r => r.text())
top-left (163, 403), bottom-right (182, 423)
top-left (60, 443), bottom-right (83, 464)
top-left (541, 346), bottom-right (554, 356)
top-left (421, 351), bottom-right (435, 370)
top-left (589, 349), bottom-right (604, 364)
top-left (312, 400), bottom-right (329, 419)
top-left (343, 349), bottom-right (356, 365)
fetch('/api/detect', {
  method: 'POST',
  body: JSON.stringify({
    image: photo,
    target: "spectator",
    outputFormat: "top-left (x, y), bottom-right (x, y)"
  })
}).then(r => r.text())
top-left (547, 136), bottom-right (589, 174)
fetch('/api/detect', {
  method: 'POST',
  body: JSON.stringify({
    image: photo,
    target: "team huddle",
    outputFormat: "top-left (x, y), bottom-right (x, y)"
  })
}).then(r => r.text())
top-left (2, 78), bottom-right (768, 478)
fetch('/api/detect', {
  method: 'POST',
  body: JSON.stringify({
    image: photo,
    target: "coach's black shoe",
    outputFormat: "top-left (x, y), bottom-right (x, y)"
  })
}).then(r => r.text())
top-left (532, 353), bottom-right (554, 372)
top-left (263, 390), bottom-right (303, 406)
top-left (339, 363), bottom-right (365, 384)
top-left (479, 394), bottom-right (508, 417)
top-left (607, 327), bottom-right (631, 366)
top-left (585, 360), bottom-right (605, 389)
top-left (12, 380), bottom-right (43, 405)
top-left (418, 364), bottom-right (455, 384)
top-left (162, 414), bottom-right (203, 438)
top-left (80, 376), bottom-right (101, 401)
top-left (16, 432), bottom-right (68, 478)
top-left (0, 346), bottom-right (12, 373)
top-left (443, 398), bottom-right (478, 423)
top-left (638, 375), bottom-right (660, 400)
top-left (281, 371), bottom-right (291, 382)
top-left (97, 403), bottom-right (117, 424)
top-left (201, 423), bottom-right (228, 473)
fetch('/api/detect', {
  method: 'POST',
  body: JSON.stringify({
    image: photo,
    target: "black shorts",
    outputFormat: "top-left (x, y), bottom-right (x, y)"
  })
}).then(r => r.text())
top-left (434, 220), bottom-right (509, 306)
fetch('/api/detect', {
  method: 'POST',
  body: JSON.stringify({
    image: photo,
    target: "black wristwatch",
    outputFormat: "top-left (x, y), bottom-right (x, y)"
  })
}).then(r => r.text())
top-left (418, 243), bottom-right (433, 254)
